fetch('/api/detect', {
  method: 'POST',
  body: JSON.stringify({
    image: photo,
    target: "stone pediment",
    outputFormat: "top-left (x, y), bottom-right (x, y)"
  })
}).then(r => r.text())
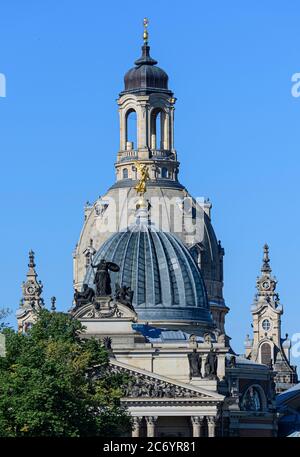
top-left (104, 359), bottom-right (225, 403)
top-left (71, 299), bottom-right (138, 321)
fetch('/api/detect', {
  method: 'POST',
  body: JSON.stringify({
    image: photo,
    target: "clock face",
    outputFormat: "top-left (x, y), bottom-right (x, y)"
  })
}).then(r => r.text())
top-left (262, 281), bottom-right (270, 290)
top-left (26, 285), bottom-right (35, 295)
top-left (262, 319), bottom-right (271, 331)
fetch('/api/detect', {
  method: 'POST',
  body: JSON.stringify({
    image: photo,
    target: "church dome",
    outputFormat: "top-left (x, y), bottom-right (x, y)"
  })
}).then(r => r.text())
top-left (84, 214), bottom-right (213, 328)
top-left (123, 45), bottom-right (171, 94)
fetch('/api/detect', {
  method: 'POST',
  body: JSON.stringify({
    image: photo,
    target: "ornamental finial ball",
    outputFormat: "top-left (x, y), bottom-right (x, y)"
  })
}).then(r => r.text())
top-left (143, 17), bottom-right (149, 44)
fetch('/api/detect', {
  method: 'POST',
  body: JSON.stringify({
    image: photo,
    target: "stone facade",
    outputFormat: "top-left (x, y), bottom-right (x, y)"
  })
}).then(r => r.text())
top-left (70, 295), bottom-right (277, 437)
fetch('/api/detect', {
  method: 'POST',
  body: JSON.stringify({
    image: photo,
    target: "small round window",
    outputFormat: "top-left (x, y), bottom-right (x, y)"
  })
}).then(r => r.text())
top-left (262, 319), bottom-right (271, 331)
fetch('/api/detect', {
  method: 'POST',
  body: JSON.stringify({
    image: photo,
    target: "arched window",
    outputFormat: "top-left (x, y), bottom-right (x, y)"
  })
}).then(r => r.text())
top-left (161, 167), bottom-right (168, 178)
top-left (241, 386), bottom-right (263, 412)
top-left (150, 109), bottom-right (163, 149)
top-left (122, 168), bottom-right (128, 179)
top-left (126, 109), bottom-right (137, 149)
top-left (261, 342), bottom-right (272, 366)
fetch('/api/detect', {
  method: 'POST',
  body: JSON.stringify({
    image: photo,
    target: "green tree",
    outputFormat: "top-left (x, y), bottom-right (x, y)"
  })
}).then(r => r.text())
top-left (0, 309), bottom-right (131, 437)
top-left (0, 308), bottom-right (10, 330)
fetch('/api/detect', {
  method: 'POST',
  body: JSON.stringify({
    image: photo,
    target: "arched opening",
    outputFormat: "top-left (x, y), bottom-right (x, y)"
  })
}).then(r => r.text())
top-left (161, 167), bottom-right (168, 178)
top-left (126, 109), bottom-right (137, 149)
top-left (122, 168), bottom-right (128, 179)
top-left (241, 386), bottom-right (263, 412)
top-left (150, 109), bottom-right (164, 150)
top-left (261, 342), bottom-right (272, 366)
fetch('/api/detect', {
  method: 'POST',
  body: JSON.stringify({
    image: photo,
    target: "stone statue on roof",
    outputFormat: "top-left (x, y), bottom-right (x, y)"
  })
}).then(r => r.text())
top-left (91, 259), bottom-right (120, 296)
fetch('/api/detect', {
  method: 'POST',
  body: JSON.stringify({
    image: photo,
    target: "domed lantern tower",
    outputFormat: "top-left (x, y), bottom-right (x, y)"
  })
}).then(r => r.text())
top-left (115, 18), bottom-right (178, 185)
top-left (73, 19), bottom-right (228, 334)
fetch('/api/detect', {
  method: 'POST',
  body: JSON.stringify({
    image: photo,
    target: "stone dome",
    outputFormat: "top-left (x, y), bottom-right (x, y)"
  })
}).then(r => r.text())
top-left (123, 45), bottom-right (171, 94)
top-left (84, 214), bottom-right (213, 328)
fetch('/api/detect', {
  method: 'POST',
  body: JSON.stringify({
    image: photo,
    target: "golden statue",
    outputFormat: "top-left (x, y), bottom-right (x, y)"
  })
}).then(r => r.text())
top-left (134, 161), bottom-right (150, 196)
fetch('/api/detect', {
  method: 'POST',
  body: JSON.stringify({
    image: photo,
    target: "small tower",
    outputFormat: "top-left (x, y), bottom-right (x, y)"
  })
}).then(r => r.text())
top-left (16, 250), bottom-right (44, 332)
top-left (245, 244), bottom-right (297, 392)
top-left (115, 18), bottom-right (179, 186)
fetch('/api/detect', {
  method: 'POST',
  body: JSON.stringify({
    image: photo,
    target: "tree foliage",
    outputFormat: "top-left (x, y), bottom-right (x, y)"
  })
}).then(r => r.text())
top-left (0, 310), bottom-right (131, 437)
top-left (0, 308), bottom-right (10, 330)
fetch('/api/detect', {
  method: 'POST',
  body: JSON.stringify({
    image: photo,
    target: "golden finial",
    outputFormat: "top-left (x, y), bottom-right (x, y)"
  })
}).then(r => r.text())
top-left (134, 161), bottom-right (150, 198)
top-left (143, 17), bottom-right (149, 44)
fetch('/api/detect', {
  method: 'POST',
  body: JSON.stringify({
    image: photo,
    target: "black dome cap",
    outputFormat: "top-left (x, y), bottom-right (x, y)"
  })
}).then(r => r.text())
top-left (122, 45), bottom-right (172, 95)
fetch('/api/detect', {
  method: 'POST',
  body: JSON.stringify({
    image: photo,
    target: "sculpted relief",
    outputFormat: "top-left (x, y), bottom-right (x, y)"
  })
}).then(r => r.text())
top-left (98, 364), bottom-right (208, 399)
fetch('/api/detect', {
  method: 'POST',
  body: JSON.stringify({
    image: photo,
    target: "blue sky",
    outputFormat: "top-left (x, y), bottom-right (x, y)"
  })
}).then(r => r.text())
top-left (0, 1), bottom-right (299, 365)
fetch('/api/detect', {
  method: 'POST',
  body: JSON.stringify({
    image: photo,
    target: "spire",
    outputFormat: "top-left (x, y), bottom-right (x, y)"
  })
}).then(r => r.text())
top-left (28, 249), bottom-right (36, 268)
top-left (261, 243), bottom-right (272, 274)
top-left (143, 17), bottom-right (149, 45)
top-left (21, 250), bottom-right (44, 310)
top-left (50, 296), bottom-right (56, 313)
top-left (247, 246), bottom-right (298, 390)
top-left (133, 19), bottom-right (158, 67)
top-left (254, 244), bottom-right (279, 306)
top-left (16, 251), bottom-right (44, 333)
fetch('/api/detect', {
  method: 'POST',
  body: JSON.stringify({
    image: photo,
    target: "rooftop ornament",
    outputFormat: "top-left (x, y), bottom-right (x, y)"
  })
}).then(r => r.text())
top-left (134, 161), bottom-right (150, 209)
top-left (143, 17), bottom-right (149, 45)
top-left (50, 296), bottom-right (56, 313)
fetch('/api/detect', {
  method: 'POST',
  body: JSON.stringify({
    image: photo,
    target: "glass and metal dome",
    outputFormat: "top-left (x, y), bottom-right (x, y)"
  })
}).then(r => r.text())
top-left (84, 211), bottom-right (213, 328)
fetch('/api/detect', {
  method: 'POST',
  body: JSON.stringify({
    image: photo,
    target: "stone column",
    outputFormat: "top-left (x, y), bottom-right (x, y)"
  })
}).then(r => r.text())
top-left (146, 416), bottom-right (158, 437)
top-left (119, 107), bottom-right (128, 152)
top-left (138, 103), bottom-right (148, 150)
top-left (132, 417), bottom-right (143, 438)
top-left (191, 416), bottom-right (205, 437)
top-left (217, 354), bottom-right (226, 380)
top-left (207, 417), bottom-right (217, 437)
top-left (162, 111), bottom-right (169, 150)
top-left (170, 106), bottom-right (175, 150)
